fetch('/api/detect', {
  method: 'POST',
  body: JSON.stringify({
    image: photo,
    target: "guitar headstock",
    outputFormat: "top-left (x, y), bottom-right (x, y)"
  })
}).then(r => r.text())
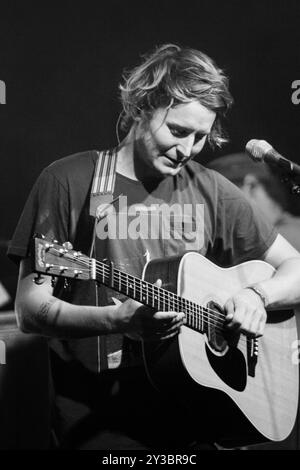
top-left (33, 236), bottom-right (94, 281)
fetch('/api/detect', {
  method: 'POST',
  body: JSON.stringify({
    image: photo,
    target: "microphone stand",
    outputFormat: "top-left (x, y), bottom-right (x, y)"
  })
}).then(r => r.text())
top-left (267, 162), bottom-right (300, 196)
top-left (279, 173), bottom-right (300, 196)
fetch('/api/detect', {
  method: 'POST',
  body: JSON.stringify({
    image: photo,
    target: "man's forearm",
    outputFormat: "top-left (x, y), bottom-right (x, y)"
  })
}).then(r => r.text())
top-left (16, 294), bottom-right (118, 338)
top-left (258, 258), bottom-right (300, 310)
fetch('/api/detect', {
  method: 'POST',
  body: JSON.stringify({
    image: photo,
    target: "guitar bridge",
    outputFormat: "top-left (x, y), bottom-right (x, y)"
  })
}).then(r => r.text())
top-left (247, 338), bottom-right (259, 377)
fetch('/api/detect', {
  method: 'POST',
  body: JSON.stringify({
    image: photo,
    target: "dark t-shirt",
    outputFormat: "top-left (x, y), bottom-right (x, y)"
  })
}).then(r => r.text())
top-left (8, 150), bottom-right (277, 372)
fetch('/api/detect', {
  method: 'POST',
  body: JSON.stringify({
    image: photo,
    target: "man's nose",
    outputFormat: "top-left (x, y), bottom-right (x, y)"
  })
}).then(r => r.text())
top-left (176, 135), bottom-right (195, 160)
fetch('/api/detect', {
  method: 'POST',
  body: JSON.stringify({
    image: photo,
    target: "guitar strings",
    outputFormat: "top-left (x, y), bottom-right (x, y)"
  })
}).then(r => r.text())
top-left (51, 249), bottom-right (227, 328)
top-left (48, 249), bottom-right (257, 342)
top-left (75, 253), bottom-right (282, 351)
top-left (47, 249), bottom-right (259, 343)
top-left (42, 247), bottom-right (295, 357)
top-left (55, 251), bottom-right (297, 366)
top-left (50, 249), bottom-right (291, 353)
top-left (49, 250), bottom-right (270, 353)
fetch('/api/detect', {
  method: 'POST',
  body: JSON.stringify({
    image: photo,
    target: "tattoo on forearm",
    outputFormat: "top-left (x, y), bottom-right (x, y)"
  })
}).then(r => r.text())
top-left (37, 298), bottom-right (58, 326)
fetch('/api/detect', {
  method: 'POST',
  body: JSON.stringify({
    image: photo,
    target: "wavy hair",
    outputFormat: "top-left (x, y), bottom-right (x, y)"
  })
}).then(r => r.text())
top-left (119, 44), bottom-right (233, 148)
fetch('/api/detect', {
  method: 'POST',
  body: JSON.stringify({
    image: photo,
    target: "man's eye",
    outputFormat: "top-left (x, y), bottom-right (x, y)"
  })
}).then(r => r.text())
top-left (169, 126), bottom-right (206, 142)
top-left (169, 127), bottom-right (186, 137)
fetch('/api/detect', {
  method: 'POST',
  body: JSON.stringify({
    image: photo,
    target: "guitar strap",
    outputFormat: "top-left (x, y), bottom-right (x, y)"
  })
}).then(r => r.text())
top-left (89, 148), bottom-right (118, 372)
top-left (89, 149), bottom-right (118, 218)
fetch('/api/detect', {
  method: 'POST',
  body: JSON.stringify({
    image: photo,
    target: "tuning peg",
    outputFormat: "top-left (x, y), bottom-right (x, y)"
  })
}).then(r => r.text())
top-left (33, 233), bottom-right (45, 240)
top-left (33, 273), bottom-right (45, 285)
top-left (63, 241), bottom-right (73, 250)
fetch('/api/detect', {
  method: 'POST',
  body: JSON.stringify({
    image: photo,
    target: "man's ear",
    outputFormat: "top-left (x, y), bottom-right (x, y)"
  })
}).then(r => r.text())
top-left (241, 173), bottom-right (260, 196)
top-left (133, 111), bottom-right (147, 128)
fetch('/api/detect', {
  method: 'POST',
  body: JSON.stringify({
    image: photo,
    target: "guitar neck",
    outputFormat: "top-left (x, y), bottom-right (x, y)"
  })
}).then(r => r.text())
top-left (98, 260), bottom-right (174, 309)
top-left (34, 237), bottom-right (208, 333)
top-left (95, 259), bottom-right (205, 331)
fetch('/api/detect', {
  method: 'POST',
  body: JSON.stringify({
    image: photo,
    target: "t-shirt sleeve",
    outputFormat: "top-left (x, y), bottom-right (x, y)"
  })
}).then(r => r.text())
top-left (210, 184), bottom-right (278, 267)
top-left (7, 168), bottom-right (70, 263)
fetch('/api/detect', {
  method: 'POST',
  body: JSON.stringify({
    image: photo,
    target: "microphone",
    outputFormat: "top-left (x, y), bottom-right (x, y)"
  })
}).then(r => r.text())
top-left (245, 139), bottom-right (300, 177)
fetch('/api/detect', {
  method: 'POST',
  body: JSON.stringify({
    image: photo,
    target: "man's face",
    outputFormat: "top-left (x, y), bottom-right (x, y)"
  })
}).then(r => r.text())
top-left (134, 100), bottom-right (216, 178)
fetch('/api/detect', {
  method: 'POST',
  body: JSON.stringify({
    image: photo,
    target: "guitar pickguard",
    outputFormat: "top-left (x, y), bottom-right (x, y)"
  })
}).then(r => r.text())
top-left (205, 342), bottom-right (247, 391)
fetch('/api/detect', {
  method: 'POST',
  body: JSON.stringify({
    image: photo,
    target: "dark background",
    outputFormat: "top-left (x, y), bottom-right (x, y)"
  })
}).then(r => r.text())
top-left (1, 0), bottom-right (300, 249)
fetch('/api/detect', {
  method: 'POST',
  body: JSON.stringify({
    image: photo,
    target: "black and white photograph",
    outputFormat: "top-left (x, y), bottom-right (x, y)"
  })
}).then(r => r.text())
top-left (1, 0), bottom-right (300, 455)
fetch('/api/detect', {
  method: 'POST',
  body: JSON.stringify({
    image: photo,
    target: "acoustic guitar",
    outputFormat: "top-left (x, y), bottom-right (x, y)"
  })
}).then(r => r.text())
top-left (33, 236), bottom-right (299, 447)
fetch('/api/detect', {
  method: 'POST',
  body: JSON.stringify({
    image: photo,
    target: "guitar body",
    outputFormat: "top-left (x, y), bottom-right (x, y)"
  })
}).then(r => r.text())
top-left (142, 252), bottom-right (299, 447)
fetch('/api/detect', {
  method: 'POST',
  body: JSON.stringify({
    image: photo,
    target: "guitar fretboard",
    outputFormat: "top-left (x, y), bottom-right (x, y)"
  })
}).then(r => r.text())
top-left (95, 259), bottom-right (208, 332)
top-left (35, 240), bottom-right (225, 335)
